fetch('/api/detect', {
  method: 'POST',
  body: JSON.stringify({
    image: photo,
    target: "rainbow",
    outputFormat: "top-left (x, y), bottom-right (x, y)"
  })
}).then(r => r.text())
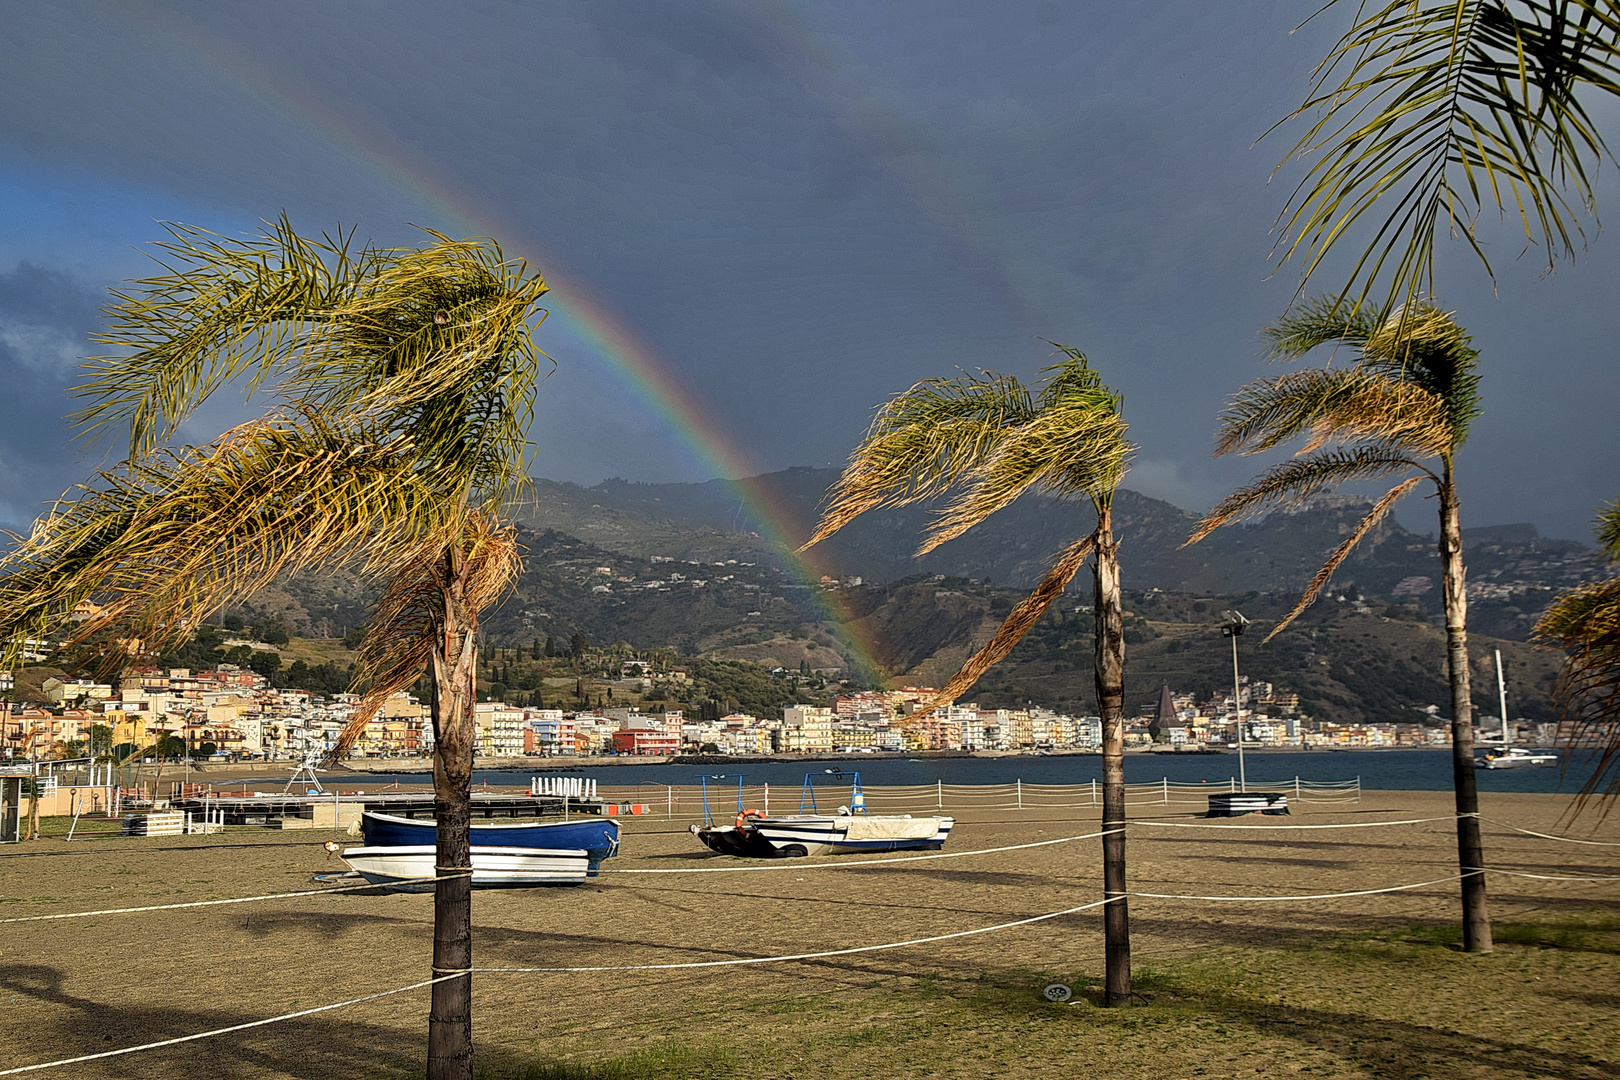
top-left (121, 5), bottom-right (897, 683)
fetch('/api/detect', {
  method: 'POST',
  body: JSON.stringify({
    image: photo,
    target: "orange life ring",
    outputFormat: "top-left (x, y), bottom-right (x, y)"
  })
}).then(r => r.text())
top-left (735, 808), bottom-right (765, 830)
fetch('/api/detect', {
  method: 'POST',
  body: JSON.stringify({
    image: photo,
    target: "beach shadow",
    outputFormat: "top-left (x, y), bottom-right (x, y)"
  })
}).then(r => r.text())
top-left (0, 962), bottom-right (421, 1079)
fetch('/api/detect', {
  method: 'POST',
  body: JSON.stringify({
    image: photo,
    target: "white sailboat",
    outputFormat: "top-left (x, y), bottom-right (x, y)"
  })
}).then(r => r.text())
top-left (1475, 649), bottom-right (1558, 770)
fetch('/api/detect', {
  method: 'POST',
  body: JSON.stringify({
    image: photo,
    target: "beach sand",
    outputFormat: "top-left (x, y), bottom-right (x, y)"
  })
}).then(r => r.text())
top-left (1, 788), bottom-right (1616, 1078)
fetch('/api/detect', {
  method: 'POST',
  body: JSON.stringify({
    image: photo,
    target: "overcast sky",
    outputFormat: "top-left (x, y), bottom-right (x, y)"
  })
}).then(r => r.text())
top-left (0, 1), bottom-right (1615, 541)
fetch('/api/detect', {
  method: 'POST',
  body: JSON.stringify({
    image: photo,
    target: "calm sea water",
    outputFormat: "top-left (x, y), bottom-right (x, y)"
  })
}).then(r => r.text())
top-left (336, 748), bottom-right (1606, 795)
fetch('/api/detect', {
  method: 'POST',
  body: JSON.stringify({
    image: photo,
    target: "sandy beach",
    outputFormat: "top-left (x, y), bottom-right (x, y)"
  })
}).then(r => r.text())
top-left (2, 787), bottom-right (1616, 1079)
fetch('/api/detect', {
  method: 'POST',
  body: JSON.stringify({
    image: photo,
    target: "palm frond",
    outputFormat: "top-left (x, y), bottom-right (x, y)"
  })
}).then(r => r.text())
top-left (1597, 498), bottom-right (1620, 561)
top-left (1534, 575), bottom-right (1620, 806)
top-left (1187, 444), bottom-right (1423, 545)
top-left (1265, 476), bottom-right (1426, 640)
top-left (920, 395), bottom-right (1128, 553)
top-left (1272, 0), bottom-right (1620, 316)
top-left (0, 411), bottom-right (462, 676)
top-left (921, 534), bottom-right (1096, 711)
top-left (76, 218), bottom-right (550, 507)
top-left (1213, 366), bottom-right (1453, 459)
top-left (1264, 296), bottom-right (1381, 358)
top-left (801, 372), bottom-right (1036, 549)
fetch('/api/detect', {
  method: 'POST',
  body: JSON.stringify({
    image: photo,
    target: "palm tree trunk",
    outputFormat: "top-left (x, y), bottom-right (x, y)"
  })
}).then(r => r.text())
top-left (428, 545), bottom-right (480, 1080)
top-left (1439, 462), bottom-right (1491, 952)
top-left (1092, 507), bottom-right (1131, 1005)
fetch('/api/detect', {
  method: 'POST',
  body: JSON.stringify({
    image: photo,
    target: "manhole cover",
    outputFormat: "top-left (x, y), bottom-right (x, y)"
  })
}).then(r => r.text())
top-left (1042, 983), bottom-right (1072, 1002)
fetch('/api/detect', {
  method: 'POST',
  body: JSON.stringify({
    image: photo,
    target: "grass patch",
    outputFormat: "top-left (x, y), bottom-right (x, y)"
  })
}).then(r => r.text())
top-left (1355, 912), bottom-right (1620, 954)
top-left (477, 1042), bottom-right (737, 1080)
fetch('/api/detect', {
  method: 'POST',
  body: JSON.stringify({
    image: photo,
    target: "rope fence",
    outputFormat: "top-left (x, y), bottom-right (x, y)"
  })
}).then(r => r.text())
top-left (596, 776), bottom-right (1364, 818)
top-left (9, 852), bottom-right (1612, 1075)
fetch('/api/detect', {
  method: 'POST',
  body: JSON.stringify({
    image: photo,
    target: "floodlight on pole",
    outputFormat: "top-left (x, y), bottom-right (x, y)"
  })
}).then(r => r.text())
top-left (1219, 610), bottom-right (1249, 793)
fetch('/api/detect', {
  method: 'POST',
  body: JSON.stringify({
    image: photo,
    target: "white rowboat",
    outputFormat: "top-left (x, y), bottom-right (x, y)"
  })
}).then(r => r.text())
top-left (341, 844), bottom-right (589, 889)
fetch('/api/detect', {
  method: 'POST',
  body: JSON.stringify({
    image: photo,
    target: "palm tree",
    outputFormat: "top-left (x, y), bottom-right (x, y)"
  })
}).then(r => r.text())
top-left (1272, 1), bottom-right (1620, 317)
top-left (1534, 500), bottom-right (1620, 808)
top-left (0, 218), bottom-right (549, 1080)
top-left (1186, 298), bottom-right (1492, 951)
top-left (802, 345), bottom-right (1137, 1004)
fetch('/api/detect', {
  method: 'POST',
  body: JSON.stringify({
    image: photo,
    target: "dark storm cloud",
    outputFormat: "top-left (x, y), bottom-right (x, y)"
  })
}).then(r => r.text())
top-left (0, 264), bottom-right (105, 526)
top-left (0, 1), bottom-right (1613, 540)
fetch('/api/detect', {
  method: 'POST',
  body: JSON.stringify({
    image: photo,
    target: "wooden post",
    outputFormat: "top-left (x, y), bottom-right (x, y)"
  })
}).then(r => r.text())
top-left (1016, 779), bottom-right (1022, 810)
top-left (937, 780), bottom-right (943, 810)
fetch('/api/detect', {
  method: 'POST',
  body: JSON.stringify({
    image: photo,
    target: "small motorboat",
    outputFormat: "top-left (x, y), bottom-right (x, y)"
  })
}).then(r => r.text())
top-left (341, 844), bottom-right (590, 889)
top-left (689, 771), bottom-right (954, 858)
top-left (359, 811), bottom-right (620, 873)
top-left (1475, 746), bottom-right (1559, 769)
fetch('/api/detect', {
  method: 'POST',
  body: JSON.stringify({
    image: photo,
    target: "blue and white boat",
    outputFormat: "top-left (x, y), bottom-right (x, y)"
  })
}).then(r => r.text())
top-left (360, 811), bottom-right (620, 874)
top-left (342, 844), bottom-right (590, 889)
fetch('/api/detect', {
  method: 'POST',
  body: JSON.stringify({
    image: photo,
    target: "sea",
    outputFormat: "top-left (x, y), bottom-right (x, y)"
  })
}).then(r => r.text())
top-left (334, 748), bottom-right (1607, 796)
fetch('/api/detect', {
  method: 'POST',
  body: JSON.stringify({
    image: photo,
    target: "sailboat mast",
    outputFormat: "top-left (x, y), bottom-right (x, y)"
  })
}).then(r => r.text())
top-left (1494, 649), bottom-right (1510, 747)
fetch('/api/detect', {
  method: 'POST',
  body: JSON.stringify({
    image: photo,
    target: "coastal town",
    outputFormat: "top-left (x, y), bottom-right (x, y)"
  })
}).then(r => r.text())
top-left (1, 660), bottom-right (1556, 766)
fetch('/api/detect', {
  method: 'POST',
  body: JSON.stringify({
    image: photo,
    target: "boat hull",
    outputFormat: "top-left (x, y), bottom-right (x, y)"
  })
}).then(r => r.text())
top-left (1476, 751), bottom-right (1559, 769)
top-left (690, 823), bottom-right (778, 858)
top-left (341, 844), bottom-right (589, 889)
top-left (360, 811), bottom-right (619, 873)
top-left (750, 815), bottom-right (955, 856)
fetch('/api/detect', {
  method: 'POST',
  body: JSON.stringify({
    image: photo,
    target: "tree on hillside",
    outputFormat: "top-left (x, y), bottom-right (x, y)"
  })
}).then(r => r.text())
top-left (1186, 299), bottom-right (1493, 951)
top-left (1272, 0), bottom-right (1620, 317)
top-left (0, 218), bottom-right (549, 1080)
top-left (802, 345), bottom-right (1137, 1005)
top-left (1534, 500), bottom-right (1620, 807)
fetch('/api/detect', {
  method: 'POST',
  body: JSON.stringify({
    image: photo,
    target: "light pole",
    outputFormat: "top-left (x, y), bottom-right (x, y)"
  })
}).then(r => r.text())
top-left (1220, 611), bottom-right (1249, 793)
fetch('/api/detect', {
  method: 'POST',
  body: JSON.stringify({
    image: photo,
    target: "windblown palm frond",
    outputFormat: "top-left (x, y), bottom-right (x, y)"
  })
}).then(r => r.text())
top-left (0, 411), bottom-right (462, 677)
top-left (1534, 499), bottom-right (1620, 807)
top-left (1214, 367), bottom-right (1452, 459)
top-left (1188, 444), bottom-right (1423, 544)
top-left (922, 535), bottom-right (1096, 710)
top-left (76, 217), bottom-right (551, 505)
top-left (1272, 0), bottom-right (1620, 315)
top-left (801, 372), bottom-right (1036, 549)
top-left (1266, 476), bottom-right (1427, 639)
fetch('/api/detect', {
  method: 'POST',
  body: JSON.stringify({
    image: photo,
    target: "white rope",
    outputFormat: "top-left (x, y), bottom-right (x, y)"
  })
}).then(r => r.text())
top-left (1486, 867), bottom-right (1620, 882)
top-left (0, 973), bottom-right (466, 1075)
top-left (1483, 818), bottom-right (1620, 847)
top-left (475, 897), bottom-right (1119, 973)
top-left (0, 873), bottom-right (469, 924)
top-left (1130, 874), bottom-right (1468, 902)
top-left (606, 828), bottom-right (1121, 874)
top-left (1128, 815), bottom-right (1460, 831)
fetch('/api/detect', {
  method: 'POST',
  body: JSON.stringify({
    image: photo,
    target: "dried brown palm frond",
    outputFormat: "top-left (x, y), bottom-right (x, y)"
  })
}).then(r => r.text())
top-left (1186, 444), bottom-right (1423, 546)
top-left (922, 535), bottom-right (1096, 712)
top-left (1214, 367), bottom-right (1453, 460)
top-left (331, 513), bottom-right (520, 759)
top-left (1265, 476), bottom-right (1425, 640)
top-left (0, 410), bottom-right (461, 677)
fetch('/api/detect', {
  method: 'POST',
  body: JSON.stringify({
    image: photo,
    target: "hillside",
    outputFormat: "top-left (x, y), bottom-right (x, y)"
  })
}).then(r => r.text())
top-left (517, 468), bottom-right (1607, 641)
top-left (214, 466), bottom-right (1596, 725)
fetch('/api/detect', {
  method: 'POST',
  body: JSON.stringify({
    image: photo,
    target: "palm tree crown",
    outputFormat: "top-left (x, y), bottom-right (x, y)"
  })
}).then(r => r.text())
top-left (1190, 298), bottom-right (1480, 636)
top-left (806, 347), bottom-right (1131, 700)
